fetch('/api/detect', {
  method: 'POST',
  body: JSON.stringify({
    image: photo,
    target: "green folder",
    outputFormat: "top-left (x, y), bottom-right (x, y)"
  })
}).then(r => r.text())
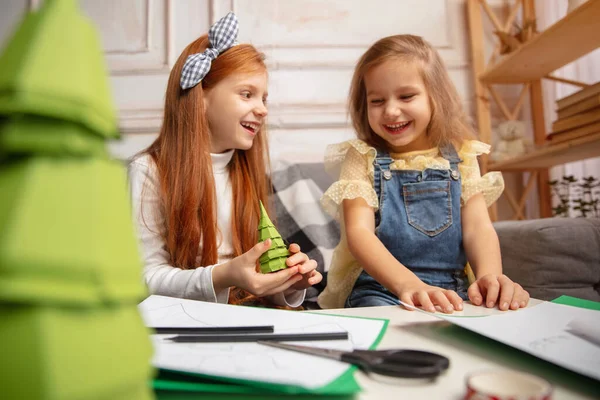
top-left (151, 316), bottom-right (389, 399)
top-left (154, 369), bottom-right (359, 399)
top-left (550, 295), bottom-right (600, 311)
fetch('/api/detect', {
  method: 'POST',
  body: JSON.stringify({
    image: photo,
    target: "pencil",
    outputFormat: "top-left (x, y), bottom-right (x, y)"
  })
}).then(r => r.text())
top-left (151, 326), bottom-right (274, 335)
top-left (166, 332), bottom-right (349, 343)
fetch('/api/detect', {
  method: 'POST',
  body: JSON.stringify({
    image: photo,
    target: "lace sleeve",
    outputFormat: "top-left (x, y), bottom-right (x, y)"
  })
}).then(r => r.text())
top-left (459, 140), bottom-right (505, 206)
top-left (320, 140), bottom-right (378, 219)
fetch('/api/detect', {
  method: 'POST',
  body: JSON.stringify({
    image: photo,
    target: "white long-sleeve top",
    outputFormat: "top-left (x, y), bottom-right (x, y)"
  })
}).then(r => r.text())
top-left (128, 150), bottom-right (304, 307)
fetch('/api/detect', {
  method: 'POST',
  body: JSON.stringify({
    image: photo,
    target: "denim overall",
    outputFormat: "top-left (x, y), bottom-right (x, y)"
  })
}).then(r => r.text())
top-left (345, 145), bottom-right (468, 308)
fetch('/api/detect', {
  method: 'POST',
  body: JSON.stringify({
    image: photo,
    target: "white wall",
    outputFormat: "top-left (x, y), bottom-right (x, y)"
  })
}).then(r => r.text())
top-left (4, 1), bottom-right (594, 218)
top-left (0, 0), bottom-right (484, 163)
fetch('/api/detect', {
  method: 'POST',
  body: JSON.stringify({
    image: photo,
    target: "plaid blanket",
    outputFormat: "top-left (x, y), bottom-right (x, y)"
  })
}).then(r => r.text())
top-left (270, 160), bottom-right (340, 306)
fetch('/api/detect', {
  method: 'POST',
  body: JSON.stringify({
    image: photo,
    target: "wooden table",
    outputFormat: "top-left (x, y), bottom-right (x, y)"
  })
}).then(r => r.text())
top-left (311, 300), bottom-right (598, 399)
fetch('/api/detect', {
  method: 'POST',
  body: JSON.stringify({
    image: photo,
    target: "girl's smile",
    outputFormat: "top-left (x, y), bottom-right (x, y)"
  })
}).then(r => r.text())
top-left (365, 59), bottom-right (432, 153)
top-left (383, 121), bottom-right (412, 135)
top-left (240, 121), bottom-right (260, 136)
top-left (204, 71), bottom-right (268, 153)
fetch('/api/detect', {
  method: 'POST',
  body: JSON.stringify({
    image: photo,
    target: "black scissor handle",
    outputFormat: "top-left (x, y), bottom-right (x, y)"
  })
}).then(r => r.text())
top-left (341, 349), bottom-right (449, 379)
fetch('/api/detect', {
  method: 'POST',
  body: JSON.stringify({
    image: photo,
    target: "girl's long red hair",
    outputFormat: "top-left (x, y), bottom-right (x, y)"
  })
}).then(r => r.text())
top-left (142, 35), bottom-right (272, 271)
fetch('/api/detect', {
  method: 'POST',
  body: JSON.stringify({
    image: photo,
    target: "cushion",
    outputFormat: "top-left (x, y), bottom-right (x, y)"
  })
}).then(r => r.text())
top-left (494, 218), bottom-right (600, 301)
top-left (271, 160), bottom-right (339, 305)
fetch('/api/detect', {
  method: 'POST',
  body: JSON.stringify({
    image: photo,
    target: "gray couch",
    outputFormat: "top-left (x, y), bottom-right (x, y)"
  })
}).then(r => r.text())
top-left (494, 218), bottom-right (600, 302)
top-left (272, 161), bottom-right (600, 304)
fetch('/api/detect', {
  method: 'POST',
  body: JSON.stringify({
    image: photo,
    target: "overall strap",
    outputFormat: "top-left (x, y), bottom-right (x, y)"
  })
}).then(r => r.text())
top-left (372, 149), bottom-right (393, 200)
top-left (439, 143), bottom-right (462, 180)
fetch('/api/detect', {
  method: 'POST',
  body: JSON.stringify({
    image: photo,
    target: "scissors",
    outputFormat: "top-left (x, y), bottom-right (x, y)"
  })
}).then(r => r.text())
top-left (257, 341), bottom-right (449, 379)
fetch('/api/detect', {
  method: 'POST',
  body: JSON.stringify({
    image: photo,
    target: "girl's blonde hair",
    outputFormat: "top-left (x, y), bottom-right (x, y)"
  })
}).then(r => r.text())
top-left (349, 34), bottom-right (475, 150)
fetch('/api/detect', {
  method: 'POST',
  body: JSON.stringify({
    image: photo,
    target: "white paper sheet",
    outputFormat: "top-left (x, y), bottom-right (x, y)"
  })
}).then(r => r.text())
top-left (139, 295), bottom-right (386, 390)
top-left (401, 301), bottom-right (600, 381)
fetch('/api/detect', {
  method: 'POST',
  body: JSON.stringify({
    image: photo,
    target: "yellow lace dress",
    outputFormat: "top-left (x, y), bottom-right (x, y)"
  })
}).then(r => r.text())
top-left (318, 139), bottom-right (504, 309)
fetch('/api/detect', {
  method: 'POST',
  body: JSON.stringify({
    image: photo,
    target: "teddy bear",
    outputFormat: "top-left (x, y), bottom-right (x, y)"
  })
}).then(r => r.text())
top-left (490, 120), bottom-right (532, 162)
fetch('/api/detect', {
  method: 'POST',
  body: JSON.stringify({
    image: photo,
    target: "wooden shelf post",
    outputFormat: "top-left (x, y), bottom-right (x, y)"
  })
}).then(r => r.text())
top-left (523, 0), bottom-right (552, 218)
top-left (467, 0), bottom-right (497, 221)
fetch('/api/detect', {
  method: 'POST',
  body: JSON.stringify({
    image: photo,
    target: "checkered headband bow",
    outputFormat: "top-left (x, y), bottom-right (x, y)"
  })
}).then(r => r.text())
top-left (180, 12), bottom-right (239, 90)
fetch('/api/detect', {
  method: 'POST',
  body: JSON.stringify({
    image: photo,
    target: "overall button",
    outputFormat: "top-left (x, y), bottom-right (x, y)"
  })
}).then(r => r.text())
top-left (417, 175), bottom-right (422, 182)
top-left (451, 170), bottom-right (460, 180)
top-left (383, 170), bottom-right (392, 180)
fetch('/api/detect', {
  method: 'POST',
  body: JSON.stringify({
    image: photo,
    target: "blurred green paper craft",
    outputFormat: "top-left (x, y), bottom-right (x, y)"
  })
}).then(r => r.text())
top-left (0, 157), bottom-right (146, 304)
top-left (0, 0), bottom-right (153, 399)
top-left (0, 116), bottom-right (107, 157)
top-left (0, 304), bottom-right (153, 399)
top-left (258, 201), bottom-right (290, 273)
top-left (0, 0), bottom-right (117, 139)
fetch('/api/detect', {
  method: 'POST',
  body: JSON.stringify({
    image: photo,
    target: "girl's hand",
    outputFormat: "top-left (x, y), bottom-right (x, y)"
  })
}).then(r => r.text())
top-left (397, 280), bottom-right (463, 314)
top-left (286, 243), bottom-right (322, 290)
top-left (468, 274), bottom-right (529, 311)
top-left (221, 239), bottom-right (303, 296)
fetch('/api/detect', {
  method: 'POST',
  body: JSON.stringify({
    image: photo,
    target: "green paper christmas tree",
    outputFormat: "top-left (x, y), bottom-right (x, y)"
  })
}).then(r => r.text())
top-left (257, 201), bottom-right (290, 273)
top-left (0, 1), bottom-right (154, 399)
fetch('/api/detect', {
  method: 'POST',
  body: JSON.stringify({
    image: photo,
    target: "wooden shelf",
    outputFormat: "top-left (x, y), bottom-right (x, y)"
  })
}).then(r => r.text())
top-left (488, 131), bottom-right (600, 171)
top-left (480, 0), bottom-right (600, 84)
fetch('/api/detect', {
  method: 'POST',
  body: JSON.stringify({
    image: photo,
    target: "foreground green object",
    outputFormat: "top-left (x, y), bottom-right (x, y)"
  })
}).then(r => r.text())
top-left (0, 304), bottom-right (153, 399)
top-left (0, 0), bottom-right (154, 398)
top-left (0, 0), bottom-right (117, 140)
top-left (257, 201), bottom-right (290, 273)
top-left (0, 158), bottom-right (147, 304)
